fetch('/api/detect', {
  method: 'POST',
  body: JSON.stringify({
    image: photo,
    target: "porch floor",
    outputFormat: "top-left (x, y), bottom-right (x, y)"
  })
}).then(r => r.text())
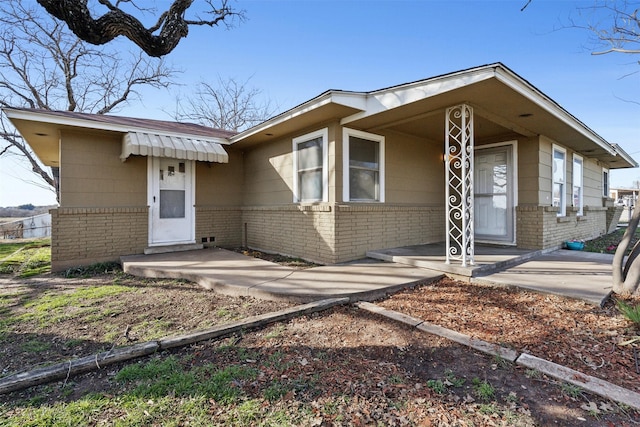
top-left (367, 243), bottom-right (547, 278)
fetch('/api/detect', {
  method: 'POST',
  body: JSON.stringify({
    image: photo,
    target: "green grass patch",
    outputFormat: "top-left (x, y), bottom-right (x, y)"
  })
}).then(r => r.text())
top-left (0, 239), bottom-right (51, 277)
top-left (616, 299), bottom-right (640, 327)
top-left (20, 339), bottom-right (51, 353)
top-left (472, 377), bottom-right (495, 401)
top-left (115, 356), bottom-right (258, 405)
top-left (18, 285), bottom-right (134, 328)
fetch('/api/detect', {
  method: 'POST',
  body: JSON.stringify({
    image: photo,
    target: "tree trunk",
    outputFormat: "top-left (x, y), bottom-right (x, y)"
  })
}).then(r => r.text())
top-left (612, 202), bottom-right (640, 296)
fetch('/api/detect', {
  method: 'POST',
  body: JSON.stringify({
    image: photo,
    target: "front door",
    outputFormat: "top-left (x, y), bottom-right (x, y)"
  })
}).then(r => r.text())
top-left (474, 145), bottom-right (514, 243)
top-left (148, 157), bottom-right (195, 245)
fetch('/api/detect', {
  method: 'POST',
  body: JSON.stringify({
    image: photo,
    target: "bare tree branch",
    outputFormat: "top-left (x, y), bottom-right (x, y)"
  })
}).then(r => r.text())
top-left (35, 0), bottom-right (244, 57)
top-left (520, 0), bottom-right (533, 12)
top-left (0, 0), bottom-right (179, 201)
top-left (172, 76), bottom-right (276, 132)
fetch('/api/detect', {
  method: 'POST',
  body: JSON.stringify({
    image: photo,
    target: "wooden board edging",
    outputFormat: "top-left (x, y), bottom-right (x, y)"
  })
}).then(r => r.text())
top-left (516, 353), bottom-right (640, 411)
top-left (0, 297), bottom-right (349, 395)
top-left (0, 342), bottom-right (159, 395)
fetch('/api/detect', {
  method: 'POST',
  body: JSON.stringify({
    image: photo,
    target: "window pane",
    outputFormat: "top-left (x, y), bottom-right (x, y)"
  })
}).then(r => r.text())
top-left (552, 183), bottom-right (563, 208)
top-left (350, 136), bottom-right (379, 169)
top-left (298, 138), bottom-right (322, 170)
top-left (573, 186), bottom-right (582, 208)
top-left (573, 159), bottom-right (583, 187)
top-left (350, 169), bottom-right (378, 200)
top-left (160, 190), bottom-right (185, 218)
top-left (299, 170), bottom-right (322, 201)
top-left (553, 150), bottom-right (565, 183)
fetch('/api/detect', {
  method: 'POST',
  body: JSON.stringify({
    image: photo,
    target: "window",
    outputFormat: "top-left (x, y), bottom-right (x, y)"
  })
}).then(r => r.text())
top-left (572, 154), bottom-right (583, 216)
top-left (293, 128), bottom-right (328, 202)
top-left (343, 128), bottom-right (385, 202)
top-left (603, 168), bottom-right (610, 198)
top-left (552, 145), bottom-right (566, 216)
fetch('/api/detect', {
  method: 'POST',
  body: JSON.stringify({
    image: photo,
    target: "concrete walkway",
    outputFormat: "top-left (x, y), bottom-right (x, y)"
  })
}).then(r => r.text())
top-left (474, 250), bottom-right (614, 306)
top-left (121, 246), bottom-right (615, 305)
top-left (122, 248), bottom-right (444, 303)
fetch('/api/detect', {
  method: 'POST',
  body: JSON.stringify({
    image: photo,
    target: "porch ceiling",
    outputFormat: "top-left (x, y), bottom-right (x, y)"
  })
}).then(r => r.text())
top-left (342, 78), bottom-right (631, 166)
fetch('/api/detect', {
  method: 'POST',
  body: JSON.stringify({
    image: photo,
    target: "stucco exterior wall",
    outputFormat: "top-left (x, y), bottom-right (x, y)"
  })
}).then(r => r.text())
top-left (583, 159), bottom-right (605, 207)
top-left (515, 136), bottom-right (541, 205)
top-left (242, 136), bottom-right (295, 206)
top-left (383, 133), bottom-right (444, 204)
top-left (60, 130), bottom-right (147, 207)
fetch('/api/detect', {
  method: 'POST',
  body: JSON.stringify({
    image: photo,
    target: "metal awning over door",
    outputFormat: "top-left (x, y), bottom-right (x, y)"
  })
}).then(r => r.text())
top-left (120, 132), bottom-right (229, 163)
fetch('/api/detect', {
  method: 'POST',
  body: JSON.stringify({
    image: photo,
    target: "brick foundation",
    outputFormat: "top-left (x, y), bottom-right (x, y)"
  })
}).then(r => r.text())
top-left (516, 205), bottom-right (608, 249)
top-left (50, 207), bottom-right (148, 271)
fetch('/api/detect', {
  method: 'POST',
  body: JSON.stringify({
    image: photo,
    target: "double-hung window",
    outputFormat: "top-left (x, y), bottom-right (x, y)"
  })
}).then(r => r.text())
top-left (293, 128), bottom-right (328, 203)
top-left (343, 128), bottom-right (385, 202)
top-left (603, 167), bottom-right (610, 198)
top-left (572, 154), bottom-right (583, 216)
top-left (552, 145), bottom-right (566, 217)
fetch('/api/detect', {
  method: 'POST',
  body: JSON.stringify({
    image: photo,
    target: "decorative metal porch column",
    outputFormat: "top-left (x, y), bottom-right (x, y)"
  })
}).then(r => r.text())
top-left (445, 104), bottom-right (474, 266)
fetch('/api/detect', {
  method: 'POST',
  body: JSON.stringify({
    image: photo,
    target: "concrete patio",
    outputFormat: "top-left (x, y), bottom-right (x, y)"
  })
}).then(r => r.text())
top-left (121, 244), bottom-right (616, 306)
top-left (122, 248), bottom-right (444, 303)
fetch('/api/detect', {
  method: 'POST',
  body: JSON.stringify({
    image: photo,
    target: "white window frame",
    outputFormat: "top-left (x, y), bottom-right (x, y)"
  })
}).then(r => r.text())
top-left (342, 127), bottom-right (385, 203)
top-left (552, 144), bottom-right (567, 217)
top-left (602, 167), bottom-right (610, 198)
top-left (572, 154), bottom-right (583, 216)
top-left (292, 128), bottom-right (328, 203)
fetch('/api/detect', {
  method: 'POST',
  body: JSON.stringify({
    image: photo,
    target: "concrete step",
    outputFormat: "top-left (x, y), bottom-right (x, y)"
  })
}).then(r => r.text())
top-left (143, 243), bottom-right (204, 255)
top-left (366, 247), bottom-right (553, 278)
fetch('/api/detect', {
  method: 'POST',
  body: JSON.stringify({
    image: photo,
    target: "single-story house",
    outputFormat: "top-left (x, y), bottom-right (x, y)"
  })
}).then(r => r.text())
top-left (4, 63), bottom-right (637, 272)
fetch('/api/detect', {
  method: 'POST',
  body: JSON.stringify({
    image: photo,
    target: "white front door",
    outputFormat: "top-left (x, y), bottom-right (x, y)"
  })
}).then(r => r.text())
top-left (148, 157), bottom-right (195, 245)
top-left (474, 145), bottom-right (515, 243)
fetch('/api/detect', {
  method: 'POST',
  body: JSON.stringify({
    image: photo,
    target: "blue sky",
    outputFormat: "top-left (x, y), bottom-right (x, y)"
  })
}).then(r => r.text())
top-left (1, 0), bottom-right (639, 206)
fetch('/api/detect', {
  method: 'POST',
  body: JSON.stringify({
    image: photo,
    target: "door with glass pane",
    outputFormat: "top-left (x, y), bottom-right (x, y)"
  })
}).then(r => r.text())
top-left (149, 157), bottom-right (194, 245)
top-left (474, 146), bottom-right (514, 243)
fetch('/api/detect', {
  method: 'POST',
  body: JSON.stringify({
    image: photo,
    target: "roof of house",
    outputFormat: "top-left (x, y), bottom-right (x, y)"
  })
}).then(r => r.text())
top-left (6, 108), bottom-right (237, 139)
top-left (4, 108), bottom-right (236, 166)
top-left (231, 62), bottom-right (637, 169)
top-left (4, 63), bottom-right (637, 169)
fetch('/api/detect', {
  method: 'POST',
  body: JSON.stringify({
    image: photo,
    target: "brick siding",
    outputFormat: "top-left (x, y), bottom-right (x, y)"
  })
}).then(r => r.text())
top-left (195, 206), bottom-right (243, 247)
top-left (516, 205), bottom-right (609, 249)
top-left (50, 207), bottom-right (147, 271)
top-left (240, 204), bottom-right (444, 264)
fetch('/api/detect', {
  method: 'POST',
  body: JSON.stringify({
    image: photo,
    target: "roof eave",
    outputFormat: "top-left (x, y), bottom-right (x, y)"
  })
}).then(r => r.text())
top-left (230, 91), bottom-right (367, 143)
top-left (3, 108), bottom-right (231, 144)
top-left (492, 67), bottom-right (617, 157)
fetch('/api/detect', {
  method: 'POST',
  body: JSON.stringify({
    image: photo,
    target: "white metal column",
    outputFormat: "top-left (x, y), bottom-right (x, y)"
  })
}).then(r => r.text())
top-left (445, 104), bottom-right (474, 266)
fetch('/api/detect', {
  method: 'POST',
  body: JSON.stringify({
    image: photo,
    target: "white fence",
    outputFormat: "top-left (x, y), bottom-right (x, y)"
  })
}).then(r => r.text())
top-left (0, 213), bottom-right (51, 239)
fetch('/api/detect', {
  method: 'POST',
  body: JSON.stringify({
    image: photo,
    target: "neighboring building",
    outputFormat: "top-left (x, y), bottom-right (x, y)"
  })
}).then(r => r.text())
top-left (0, 213), bottom-right (51, 239)
top-left (4, 63), bottom-right (637, 271)
top-left (610, 187), bottom-right (639, 223)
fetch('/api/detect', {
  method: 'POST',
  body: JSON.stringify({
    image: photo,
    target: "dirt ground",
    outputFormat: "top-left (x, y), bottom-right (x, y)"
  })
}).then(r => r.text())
top-left (1, 270), bottom-right (640, 425)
